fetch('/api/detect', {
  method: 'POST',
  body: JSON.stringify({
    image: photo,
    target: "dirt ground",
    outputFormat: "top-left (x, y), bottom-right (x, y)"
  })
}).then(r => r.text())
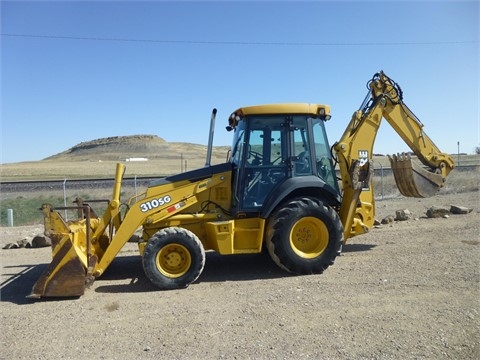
top-left (1, 191), bottom-right (479, 360)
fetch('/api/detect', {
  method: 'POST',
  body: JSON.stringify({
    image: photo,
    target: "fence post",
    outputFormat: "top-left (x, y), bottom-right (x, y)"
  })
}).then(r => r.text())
top-left (379, 163), bottom-right (384, 200)
top-left (63, 178), bottom-right (68, 220)
top-left (7, 209), bottom-right (14, 227)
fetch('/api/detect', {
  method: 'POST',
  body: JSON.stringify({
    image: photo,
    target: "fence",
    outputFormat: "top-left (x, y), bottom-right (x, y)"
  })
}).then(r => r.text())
top-left (0, 176), bottom-right (160, 226)
top-left (1, 165), bottom-right (478, 226)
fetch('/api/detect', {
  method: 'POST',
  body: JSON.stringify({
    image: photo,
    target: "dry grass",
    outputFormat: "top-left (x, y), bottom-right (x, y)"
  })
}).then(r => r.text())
top-left (0, 151), bottom-right (230, 181)
top-left (1, 154), bottom-right (478, 226)
top-left (2, 154), bottom-right (478, 181)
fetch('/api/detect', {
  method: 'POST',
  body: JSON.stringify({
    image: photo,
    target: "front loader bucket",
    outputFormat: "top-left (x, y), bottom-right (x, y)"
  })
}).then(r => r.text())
top-left (27, 204), bottom-right (97, 299)
top-left (27, 236), bottom-right (88, 298)
top-left (388, 153), bottom-right (443, 198)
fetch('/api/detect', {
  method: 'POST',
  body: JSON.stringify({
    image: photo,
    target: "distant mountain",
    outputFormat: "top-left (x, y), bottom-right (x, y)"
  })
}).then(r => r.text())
top-left (44, 134), bottom-right (230, 162)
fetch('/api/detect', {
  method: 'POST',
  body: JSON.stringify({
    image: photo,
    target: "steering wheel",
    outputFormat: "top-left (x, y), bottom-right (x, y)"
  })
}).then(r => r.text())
top-left (295, 152), bottom-right (310, 173)
top-left (248, 150), bottom-right (262, 165)
top-left (272, 155), bottom-right (283, 165)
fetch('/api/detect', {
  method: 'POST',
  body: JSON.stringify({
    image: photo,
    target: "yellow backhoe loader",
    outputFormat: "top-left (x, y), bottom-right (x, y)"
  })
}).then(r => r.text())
top-left (29, 71), bottom-right (454, 298)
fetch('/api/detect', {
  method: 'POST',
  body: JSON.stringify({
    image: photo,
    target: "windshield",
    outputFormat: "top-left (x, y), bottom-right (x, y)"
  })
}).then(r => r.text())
top-left (230, 119), bottom-right (246, 166)
top-left (310, 118), bottom-right (339, 191)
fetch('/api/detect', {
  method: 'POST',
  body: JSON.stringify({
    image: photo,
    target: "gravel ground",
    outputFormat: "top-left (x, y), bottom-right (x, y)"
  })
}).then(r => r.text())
top-left (1, 191), bottom-right (479, 360)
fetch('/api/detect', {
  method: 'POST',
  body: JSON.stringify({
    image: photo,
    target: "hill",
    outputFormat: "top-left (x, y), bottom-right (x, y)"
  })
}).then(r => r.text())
top-left (0, 135), bottom-right (231, 180)
top-left (45, 134), bottom-right (229, 162)
top-left (1, 135), bottom-right (478, 181)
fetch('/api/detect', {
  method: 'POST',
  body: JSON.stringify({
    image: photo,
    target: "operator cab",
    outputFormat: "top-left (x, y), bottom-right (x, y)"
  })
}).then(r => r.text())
top-left (227, 104), bottom-right (339, 215)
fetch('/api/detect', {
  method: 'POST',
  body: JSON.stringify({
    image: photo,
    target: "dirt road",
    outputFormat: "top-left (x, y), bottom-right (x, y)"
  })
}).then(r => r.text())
top-left (1, 191), bottom-right (479, 359)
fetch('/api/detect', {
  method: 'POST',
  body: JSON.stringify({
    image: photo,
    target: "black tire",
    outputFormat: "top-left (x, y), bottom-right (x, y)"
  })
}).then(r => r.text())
top-left (265, 197), bottom-right (343, 274)
top-left (142, 227), bottom-right (205, 290)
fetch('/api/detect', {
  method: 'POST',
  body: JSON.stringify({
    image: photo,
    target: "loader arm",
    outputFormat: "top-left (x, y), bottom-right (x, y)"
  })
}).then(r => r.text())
top-left (28, 162), bottom-right (228, 298)
top-left (93, 171), bottom-right (227, 277)
top-left (334, 71), bottom-right (454, 241)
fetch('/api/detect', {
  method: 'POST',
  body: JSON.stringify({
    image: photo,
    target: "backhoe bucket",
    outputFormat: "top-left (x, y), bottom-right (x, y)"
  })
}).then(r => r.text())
top-left (388, 153), bottom-right (443, 198)
top-left (27, 205), bottom-right (96, 299)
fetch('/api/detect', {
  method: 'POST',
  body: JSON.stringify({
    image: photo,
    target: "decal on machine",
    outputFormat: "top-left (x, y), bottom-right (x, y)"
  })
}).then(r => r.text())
top-left (358, 150), bottom-right (368, 166)
top-left (167, 201), bottom-right (186, 213)
top-left (140, 195), bottom-right (172, 212)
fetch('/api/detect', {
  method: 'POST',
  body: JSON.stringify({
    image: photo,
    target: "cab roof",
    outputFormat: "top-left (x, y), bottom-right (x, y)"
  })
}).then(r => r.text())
top-left (233, 103), bottom-right (331, 117)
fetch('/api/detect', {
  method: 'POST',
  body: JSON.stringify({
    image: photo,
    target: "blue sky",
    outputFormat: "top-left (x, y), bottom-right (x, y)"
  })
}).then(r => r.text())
top-left (1, 0), bottom-right (478, 164)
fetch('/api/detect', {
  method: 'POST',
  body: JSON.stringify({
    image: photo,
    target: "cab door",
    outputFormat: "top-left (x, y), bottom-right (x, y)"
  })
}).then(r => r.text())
top-left (241, 118), bottom-right (288, 210)
top-left (231, 116), bottom-right (289, 213)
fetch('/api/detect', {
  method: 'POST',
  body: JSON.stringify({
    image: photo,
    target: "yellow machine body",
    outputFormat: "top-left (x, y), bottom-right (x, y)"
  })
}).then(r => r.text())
top-left (29, 71), bottom-right (454, 298)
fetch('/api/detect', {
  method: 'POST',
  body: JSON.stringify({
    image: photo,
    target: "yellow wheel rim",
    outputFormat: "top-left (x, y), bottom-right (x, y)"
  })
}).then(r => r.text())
top-left (290, 217), bottom-right (329, 258)
top-left (156, 244), bottom-right (192, 278)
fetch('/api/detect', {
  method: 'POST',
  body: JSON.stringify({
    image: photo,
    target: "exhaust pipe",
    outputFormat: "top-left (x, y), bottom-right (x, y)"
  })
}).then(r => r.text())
top-left (205, 108), bottom-right (217, 167)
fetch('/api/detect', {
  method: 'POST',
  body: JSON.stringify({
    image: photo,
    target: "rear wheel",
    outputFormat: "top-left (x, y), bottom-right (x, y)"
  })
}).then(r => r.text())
top-left (266, 197), bottom-right (343, 274)
top-left (142, 227), bottom-right (205, 290)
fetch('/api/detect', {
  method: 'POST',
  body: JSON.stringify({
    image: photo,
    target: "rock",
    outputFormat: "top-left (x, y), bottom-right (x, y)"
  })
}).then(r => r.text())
top-left (32, 235), bottom-right (52, 248)
top-left (450, 205), bottom-right (473, 215)
top-left (395, 209), bottom-right (411, 221)
top-left (2, 243), bottom-right (19, 250)
top-left (3, 236), bottom-right (51, 249)
top-left (381, 215), bottom-right (395, 225)
top-left (17, 239), bottom-right (30, 248)
top-left (426, 206), bottom-right (450, 218)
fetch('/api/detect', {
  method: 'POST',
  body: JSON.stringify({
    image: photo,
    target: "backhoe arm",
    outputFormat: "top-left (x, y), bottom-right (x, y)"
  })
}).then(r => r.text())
top-left (334, 71), bottom-right (454, 241)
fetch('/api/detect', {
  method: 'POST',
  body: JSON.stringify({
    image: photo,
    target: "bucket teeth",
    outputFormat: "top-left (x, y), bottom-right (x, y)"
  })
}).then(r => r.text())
top-left (388, 153), bottom-right (443, 198)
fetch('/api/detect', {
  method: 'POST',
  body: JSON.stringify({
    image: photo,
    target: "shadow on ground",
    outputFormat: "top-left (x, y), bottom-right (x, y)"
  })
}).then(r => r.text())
top-left (2, 244), bottom-right (377, 303)
top-left (342, 243), bottom-right (377, 252)
top-left (1, 251), bottom-right (289, 303)
top-left (94, 251), bottom-right (290, 294)
top-left (1, 263), bottom-right (48, 305)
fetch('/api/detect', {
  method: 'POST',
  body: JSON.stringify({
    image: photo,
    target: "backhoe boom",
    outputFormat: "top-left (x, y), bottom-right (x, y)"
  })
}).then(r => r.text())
top-left (334, 71), bottom-right (454, 241)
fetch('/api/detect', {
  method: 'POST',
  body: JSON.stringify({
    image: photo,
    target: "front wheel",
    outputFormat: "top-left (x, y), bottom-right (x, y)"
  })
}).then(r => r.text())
top-left (142, 227), bottom-right (205, 290)
top-left (266, 197), bottom-right (343, 274)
